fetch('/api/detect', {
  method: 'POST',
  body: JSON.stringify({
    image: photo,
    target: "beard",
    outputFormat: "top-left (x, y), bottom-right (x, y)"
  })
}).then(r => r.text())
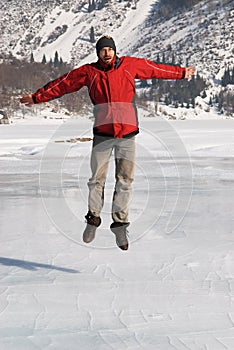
top-left (103, 57), bottom-right (113, 64)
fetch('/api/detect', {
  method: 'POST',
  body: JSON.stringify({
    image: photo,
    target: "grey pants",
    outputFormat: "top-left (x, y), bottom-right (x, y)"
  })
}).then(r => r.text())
top-left (88, 135), bottom-right (135, 223)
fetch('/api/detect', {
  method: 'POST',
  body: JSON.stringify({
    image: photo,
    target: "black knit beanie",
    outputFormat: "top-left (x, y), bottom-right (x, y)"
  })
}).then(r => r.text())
top-left (96, 36), bottom-right (116, 56)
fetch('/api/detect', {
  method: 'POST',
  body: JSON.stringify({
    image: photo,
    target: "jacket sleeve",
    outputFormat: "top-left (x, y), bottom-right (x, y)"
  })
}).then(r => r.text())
top-left (131, 57), bottom-right (185, 80)
top-left (32, 65), bottom-right (89, 103)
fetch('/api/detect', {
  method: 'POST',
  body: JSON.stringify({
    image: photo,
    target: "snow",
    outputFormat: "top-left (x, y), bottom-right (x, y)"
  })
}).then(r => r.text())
top-left (78, 0), bottom-right (156, 66)
top-left (0, 111), bottom-right (234, 349)
top-left (31, 0), bottom-right (157, 64)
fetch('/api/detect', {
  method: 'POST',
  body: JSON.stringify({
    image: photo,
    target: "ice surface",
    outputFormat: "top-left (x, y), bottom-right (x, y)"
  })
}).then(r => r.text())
top-left (0, 116), bottom-right (234, 349)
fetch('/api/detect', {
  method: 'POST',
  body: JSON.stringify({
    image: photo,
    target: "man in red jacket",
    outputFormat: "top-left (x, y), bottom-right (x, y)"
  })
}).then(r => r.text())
top-left (20, 35), bottom-right (195, 250)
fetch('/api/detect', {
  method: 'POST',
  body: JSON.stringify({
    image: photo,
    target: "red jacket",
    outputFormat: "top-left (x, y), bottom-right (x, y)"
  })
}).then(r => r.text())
top-left (32, 56), bottom-right (186, 138)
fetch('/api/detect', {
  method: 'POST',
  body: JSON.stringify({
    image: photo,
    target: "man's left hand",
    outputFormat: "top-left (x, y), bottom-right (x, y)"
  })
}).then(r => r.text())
top-left (185, 67), bottom-right (195, 80)
top-left (20, 94), bottom-right (34, 107)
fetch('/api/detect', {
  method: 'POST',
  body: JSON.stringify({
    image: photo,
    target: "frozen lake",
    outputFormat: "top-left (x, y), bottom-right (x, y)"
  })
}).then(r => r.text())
top-left (0, 117), bottom-right (234, 349)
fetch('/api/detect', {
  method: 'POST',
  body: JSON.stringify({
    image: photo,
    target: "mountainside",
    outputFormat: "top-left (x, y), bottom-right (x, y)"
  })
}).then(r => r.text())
top-left (133, 0), bottom-right (234, 81)
top-left (0, 0), bottom-right (233, 118)
top-left (0, 0), bottom-right (232, 71)
top-left (0, 0), bottom-right (147, 65)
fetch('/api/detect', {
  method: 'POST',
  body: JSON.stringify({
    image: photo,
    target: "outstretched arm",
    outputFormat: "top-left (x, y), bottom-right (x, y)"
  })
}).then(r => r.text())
top-left (131, 57), bottom-right (195, 81)
top-left (20, 65), bottom-right (88, 106)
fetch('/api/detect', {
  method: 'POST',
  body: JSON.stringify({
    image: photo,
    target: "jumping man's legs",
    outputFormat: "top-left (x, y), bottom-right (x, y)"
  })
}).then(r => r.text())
top-left (112, 137), bottom-right (135, 223)
top-left (84, 135), bottom-right (135, 249)
top-left (87, 135), bottom-right (114, 217)
top-left (83, 135), bottom-right (114, 243)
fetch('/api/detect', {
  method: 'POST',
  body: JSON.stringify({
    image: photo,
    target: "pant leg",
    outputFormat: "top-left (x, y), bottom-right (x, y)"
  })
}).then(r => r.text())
top-left (87, 135), bottom-right (114, 217)
top-left (112, 137), bottom-right (135, 223)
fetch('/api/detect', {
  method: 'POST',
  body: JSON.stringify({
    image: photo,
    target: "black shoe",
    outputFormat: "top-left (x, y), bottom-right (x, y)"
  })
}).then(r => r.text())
top-left (110, 222), bottom-right (129, 250)
top-left (83, 211), bottom-right (101, 243)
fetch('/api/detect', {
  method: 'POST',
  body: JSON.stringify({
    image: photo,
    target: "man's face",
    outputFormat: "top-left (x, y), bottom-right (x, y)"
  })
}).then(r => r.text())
top-left (99, 47), bottom-right (115, 65)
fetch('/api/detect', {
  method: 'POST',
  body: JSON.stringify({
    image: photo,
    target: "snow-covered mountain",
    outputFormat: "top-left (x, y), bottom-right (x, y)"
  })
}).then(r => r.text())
top-left (134, 0), bottom-right (234, 80)
top-left (1, 0), bottom-right (148, 65)
top-left (1, 0), bottom-right (233, 77)
top-left (0, 0), bottom-right (233, 119)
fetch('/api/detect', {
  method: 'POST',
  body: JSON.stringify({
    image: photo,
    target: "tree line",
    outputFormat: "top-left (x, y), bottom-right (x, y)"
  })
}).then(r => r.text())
top-left (0, 54), bottom-right (90, 116)
top-left (136, 54), bottom-right (234, 116)
top-left (136, 73), bottom-right (207, 110)
top-left (136, 71), bottom-right (234, 117)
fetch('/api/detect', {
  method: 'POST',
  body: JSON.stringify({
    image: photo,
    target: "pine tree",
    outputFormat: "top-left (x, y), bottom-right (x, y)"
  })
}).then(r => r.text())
top-left (171, 52), bottom-right (175, 65)
top-left (88, 0), bottom-right (92, 12)
top-left (222, 67), bottom-right (231, 87)
top-left (54, 51), bottom-right (59, 67)
top-left (90, 26), bottom-right (95, 43)
top-left (151, 78), bottom-right (157, 86)
top-left (214, 94), bottom-right (219, 104)
top-left (154, 101), bottom-right (158, 114)
top-left (191, 97), bottom-right (195, 108)
top-left (165, 95), bottom-right (170, 106)
top-left (201, 90), bottom-right (207, 99)
top-left (231, 66), bottom-right (234, 84)
top-left (41, 54), bottom-right (47, 64)
top-left (30, 52), bottom-right (34, 64)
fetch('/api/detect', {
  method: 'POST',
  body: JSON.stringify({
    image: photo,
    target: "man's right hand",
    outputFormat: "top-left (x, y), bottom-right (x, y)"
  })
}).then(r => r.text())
top-left (20, 94), bottom-right (34, 107)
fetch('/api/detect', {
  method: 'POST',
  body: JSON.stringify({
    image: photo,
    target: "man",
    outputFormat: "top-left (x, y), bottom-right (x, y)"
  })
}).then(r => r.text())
top-left (20, 35), bottom-right (195, 251)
